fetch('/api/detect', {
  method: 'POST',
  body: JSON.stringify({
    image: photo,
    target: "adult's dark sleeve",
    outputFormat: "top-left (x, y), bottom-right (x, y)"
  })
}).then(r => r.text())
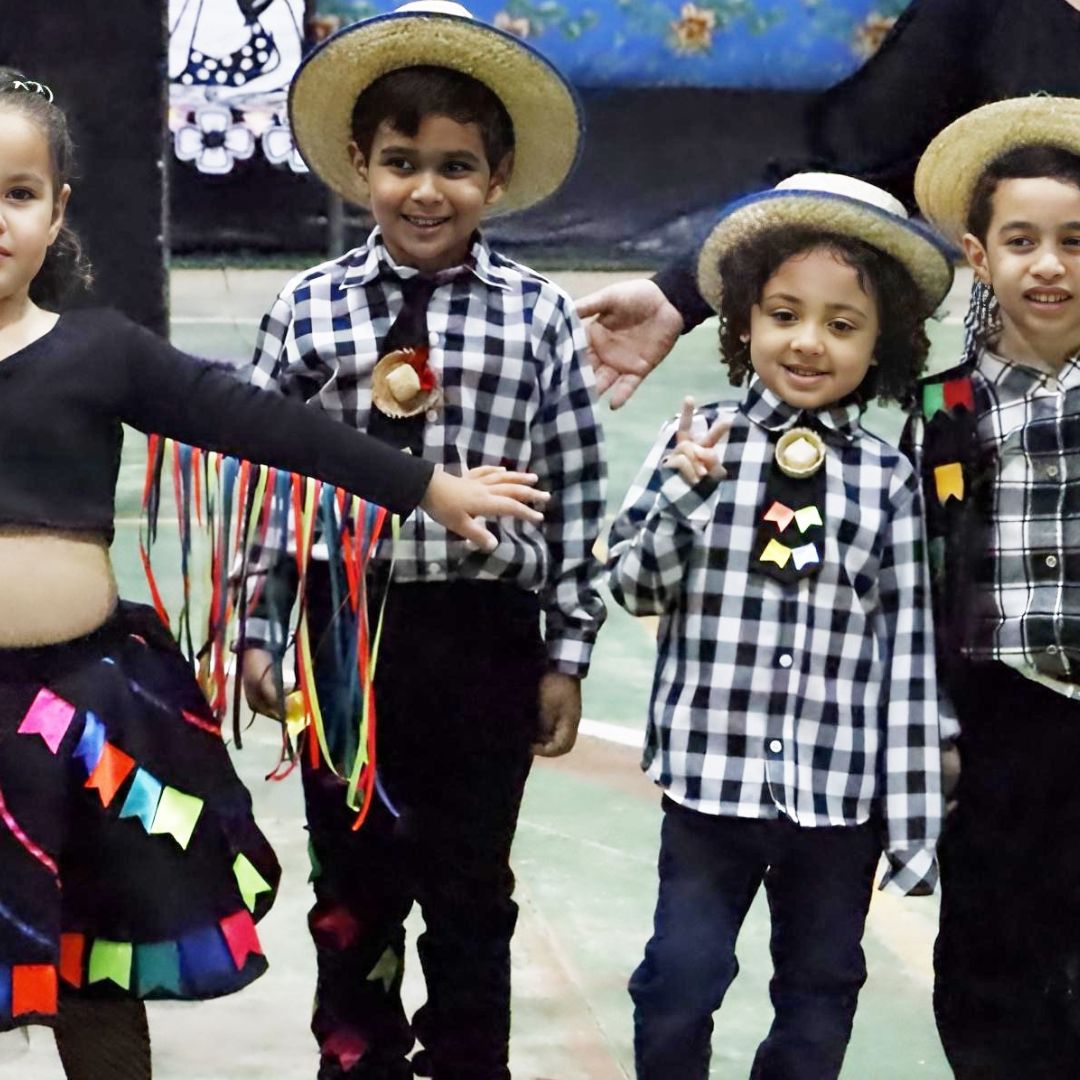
top-left (653, 251), bottom-right (715, 333)
top-left (810, 0), bottom-right (983, 207)
top-left (116, 317), bottom-right (434, 517)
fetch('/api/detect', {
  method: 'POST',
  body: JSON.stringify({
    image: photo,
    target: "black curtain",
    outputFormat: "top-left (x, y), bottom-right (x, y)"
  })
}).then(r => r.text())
top-left (1, 0), bottom-right (168, 334)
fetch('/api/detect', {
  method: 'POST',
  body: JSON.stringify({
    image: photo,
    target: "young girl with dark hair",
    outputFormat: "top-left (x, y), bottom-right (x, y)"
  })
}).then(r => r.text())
top-left (608, 174), bottom-right (953, 1080)
top-left (0, 68), bottom-right (545, 1079)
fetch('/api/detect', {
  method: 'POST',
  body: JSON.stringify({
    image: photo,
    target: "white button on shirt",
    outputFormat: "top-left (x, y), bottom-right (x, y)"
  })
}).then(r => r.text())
top-left (778, 654), bottom-right (793, 668)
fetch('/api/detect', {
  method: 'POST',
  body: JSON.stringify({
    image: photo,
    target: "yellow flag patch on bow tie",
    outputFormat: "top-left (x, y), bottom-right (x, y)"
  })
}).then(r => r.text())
top-left (760, 539), bottom-right (792, 568)
top-left (934, 462), bottom-right (964, 504)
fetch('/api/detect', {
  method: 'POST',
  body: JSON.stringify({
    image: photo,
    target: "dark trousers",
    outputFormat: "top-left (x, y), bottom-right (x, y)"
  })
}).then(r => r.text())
top-left (630, 798), bottom-right (879, 1080)
top-left (302, 579), bottom-right (542, 1080)
top-left (934, 661), bottom-right (1080, 1079)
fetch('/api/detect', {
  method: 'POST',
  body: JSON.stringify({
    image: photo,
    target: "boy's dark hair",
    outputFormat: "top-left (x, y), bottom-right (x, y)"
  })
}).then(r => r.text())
top-left (0, 68), bottom-right (92, 309)
top-left (351, 66), bottom-right (514, 171)
top-left (716, 226), bottom-right (931, 405)
top-left (967, 144), bottom-right (1080, 242)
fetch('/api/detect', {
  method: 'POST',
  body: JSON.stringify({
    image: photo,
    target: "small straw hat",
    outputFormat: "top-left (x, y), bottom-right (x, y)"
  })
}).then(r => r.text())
top-left (915, 96), bottom-right (1080, 247)
top-left (288, 0), bottom-right (582, 214)
top-left (696, 173), bottom-right (954, 317)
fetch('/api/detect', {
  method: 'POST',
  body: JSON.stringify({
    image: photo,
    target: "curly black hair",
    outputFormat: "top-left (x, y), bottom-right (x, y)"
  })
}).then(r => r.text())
top-left (0, 68), bottom-right (92, 309)
top-left (714, 226), bottom-right (931, 405)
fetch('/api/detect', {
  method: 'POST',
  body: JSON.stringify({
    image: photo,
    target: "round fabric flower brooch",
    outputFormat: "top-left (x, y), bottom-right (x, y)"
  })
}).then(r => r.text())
top-left (775, 427), bottom-right (826, 478)
top-left (371, 347), bottom-right (440, 419)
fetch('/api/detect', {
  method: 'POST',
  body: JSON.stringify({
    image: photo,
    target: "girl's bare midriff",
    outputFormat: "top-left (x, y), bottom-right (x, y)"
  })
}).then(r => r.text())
top-left (0, 527), bottom-right (117, 646)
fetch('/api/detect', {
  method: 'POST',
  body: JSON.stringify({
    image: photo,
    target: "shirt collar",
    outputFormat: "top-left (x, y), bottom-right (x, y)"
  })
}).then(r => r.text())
top-left (977, 345), bottom-right (1080, 397)
top-left (740, 377), bottom-right (862, 442)
top-left (341, 228), bottom-right (513, 292)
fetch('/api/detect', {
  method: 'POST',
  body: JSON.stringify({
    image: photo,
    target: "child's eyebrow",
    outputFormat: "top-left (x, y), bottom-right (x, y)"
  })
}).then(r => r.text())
top-left (377, 146), bottom-right (482, 164)
top-left (1, 171), bottom-right (46, 184)
top-left (762, 292), bottom-right (868, 315)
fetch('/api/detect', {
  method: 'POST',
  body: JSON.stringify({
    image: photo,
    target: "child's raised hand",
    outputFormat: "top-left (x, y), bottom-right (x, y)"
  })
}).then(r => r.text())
top-left (420, 464), bottom-right (550, 553)
top-left (663, 397), bottom-right (731, 486)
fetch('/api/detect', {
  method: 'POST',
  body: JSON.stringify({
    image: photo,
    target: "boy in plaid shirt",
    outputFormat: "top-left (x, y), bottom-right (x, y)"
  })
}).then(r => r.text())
top-left (911, 97), bottom-right (1080, 1079)
top-left (236, 6), bottom-right (605, 1078)
top-left (608, 174), bottom-right (951, 1080)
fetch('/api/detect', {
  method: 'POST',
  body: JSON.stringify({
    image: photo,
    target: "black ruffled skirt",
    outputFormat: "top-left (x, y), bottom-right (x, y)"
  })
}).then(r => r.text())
top-left (0, 601), bottom-right (280, 1030)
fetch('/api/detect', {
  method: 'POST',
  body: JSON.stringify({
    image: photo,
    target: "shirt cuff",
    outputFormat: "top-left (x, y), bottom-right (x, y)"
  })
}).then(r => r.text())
top-left (233, 616), bottom-right (290, 658)
top-left (546, 635), bottom-right (594, 679)
top-left (878, 844), bottom-right (938, 897)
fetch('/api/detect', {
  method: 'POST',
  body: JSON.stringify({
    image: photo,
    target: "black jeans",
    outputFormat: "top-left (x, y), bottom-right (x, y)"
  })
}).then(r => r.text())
top-left (630, 799), bottom-right (879, 1080)
top-left (935, 661), bottom-right (1080, 1079)
top-left (302, 579), bottom-right (543, 1080)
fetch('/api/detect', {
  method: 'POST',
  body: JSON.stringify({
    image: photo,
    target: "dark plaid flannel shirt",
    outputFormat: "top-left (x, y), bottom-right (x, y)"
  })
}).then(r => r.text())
top-left (906, 348), bottom-right (1080, 702)
top-left (240, 229), bottom-right (606, 677)
top-left (609, 381), bottom-right (945, 895)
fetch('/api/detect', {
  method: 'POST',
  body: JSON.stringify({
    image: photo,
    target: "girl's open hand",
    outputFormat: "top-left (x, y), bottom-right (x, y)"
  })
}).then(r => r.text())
top-left (663, 397), bottom-right (732, 487)
top-left (420, 464), bottom-right (549, 553)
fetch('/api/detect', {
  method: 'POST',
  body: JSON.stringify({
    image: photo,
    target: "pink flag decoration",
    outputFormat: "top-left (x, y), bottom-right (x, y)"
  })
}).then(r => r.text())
top-left (17, 690), bottom-right (76, 754)
top-left (219, 910), bottom-right (262, 970)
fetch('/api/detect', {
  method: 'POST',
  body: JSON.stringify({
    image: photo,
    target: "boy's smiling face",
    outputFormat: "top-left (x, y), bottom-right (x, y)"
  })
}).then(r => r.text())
top-left (748, 246), bottom-right (879, 410)
top-left (963, 177), bottom-right (1080, 370)
top-left (351, 114), bottom-right (510, 274)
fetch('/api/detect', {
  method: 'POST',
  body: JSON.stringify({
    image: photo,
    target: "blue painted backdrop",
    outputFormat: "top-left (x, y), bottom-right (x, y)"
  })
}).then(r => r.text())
top-left (314, 0), bottom-right (911, 89)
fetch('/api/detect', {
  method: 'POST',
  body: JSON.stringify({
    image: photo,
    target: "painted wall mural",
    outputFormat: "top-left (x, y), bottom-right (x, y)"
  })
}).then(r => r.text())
top-left (169, 0), bottom-right (912, 175)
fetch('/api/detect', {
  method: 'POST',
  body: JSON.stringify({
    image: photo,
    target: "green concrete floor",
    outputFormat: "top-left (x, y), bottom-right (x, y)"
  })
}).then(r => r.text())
top-left (0, 266), bottom-right (970, 1079)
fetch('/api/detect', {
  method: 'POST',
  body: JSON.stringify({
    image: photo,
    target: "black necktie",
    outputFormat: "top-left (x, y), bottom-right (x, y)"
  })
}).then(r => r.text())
top-left (368, 275), bottom-right (438, 455)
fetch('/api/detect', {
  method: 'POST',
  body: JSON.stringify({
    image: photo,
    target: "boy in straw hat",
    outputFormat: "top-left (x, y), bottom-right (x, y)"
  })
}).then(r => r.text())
top-left (910, 96), bottom-right (1080, 1078)
top-left (608, 173), bottom-right (953, 1079)
top-left (235, 4), bottom-right (606, 1077)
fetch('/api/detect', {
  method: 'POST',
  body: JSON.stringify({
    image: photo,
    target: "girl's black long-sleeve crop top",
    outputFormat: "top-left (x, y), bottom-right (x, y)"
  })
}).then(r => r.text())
top-left (0, 308), bottom-right (433, 541)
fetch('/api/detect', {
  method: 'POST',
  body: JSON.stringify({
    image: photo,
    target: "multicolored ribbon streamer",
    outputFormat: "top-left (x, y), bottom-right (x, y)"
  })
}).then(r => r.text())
top-left (140, 438), bottom-right (394, 820)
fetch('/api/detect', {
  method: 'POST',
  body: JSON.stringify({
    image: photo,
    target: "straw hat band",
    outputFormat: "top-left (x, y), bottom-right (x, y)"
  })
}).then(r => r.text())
top-left (696, 191), bottom-right (954, 316)
top-left (289, 13), bottom-right (582, 214)
top-left (915, 97), bottom-right (1080, 246)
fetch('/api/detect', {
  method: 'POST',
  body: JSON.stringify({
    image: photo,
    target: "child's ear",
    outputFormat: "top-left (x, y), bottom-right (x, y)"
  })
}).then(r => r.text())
top-left (47, 183), bottom-right (71, 245)
top-left (348, 140), bottom-right (371, 193)
top-left (484, 151), bottom-right (514, 207)
top-left (961, 232), bottom-right (993, 286)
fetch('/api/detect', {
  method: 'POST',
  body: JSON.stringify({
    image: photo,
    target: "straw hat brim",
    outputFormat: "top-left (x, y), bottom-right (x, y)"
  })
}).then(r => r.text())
top-left (289, 12), bottom-right (582, 215)
top-left (696, 191), bottom-right (954, 316)
top-left (914, 96), bottom-right (1080, 247)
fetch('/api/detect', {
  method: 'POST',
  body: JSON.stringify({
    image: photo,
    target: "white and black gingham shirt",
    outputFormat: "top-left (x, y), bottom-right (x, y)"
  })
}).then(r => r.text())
top-left (242, 228), bottom-right (606, 676)
top-left (608, 381), bottom-right (944, 895)
top-left (963, 348), bottom-right (1080, 692)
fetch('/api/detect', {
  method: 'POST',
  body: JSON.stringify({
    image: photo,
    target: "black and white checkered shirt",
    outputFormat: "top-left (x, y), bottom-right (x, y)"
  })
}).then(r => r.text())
top-left (961, 348), bottom-right (1080, 693)
top-left (608, 380), bottom-right (944, 895)
top-left (241, 228), bottom-right (606, 676)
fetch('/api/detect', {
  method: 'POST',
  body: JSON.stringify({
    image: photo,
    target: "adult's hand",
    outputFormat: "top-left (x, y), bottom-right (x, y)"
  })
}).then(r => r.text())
top-left (576, 279), bottom-right (685, 409)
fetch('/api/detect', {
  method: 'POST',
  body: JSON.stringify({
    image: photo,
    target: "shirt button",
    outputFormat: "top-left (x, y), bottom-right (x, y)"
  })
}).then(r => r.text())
top-left (425, 410), bottom-right (439, 423)
top-left (1047, 465), bottom-right (1060, 478)
top-left (427, 561), bottom-right (441, 574)
top-left (778, 654), bottom-right (793, 668)
top-left (768, 739), bottom-right (783, 753)
top-left (428, 331), bottom-right (439, 347)
top-left (1047, 555), bottom-right (1059, 569)
top-left (1048, 645), bottom-right (1060, 655)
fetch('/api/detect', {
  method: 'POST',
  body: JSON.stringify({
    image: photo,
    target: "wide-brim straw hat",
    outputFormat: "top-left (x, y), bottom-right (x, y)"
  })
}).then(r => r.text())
top-left (289, 0), bottom-right (582, 215)
top-left (915, 96), bottom-right (1080, 247)
top-left (696, 173), bottom-right (954, 317)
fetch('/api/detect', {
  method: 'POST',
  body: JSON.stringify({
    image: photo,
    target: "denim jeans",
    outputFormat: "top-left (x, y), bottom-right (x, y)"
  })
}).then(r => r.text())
top-left (631, 799), bottom-right (879, 1080)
